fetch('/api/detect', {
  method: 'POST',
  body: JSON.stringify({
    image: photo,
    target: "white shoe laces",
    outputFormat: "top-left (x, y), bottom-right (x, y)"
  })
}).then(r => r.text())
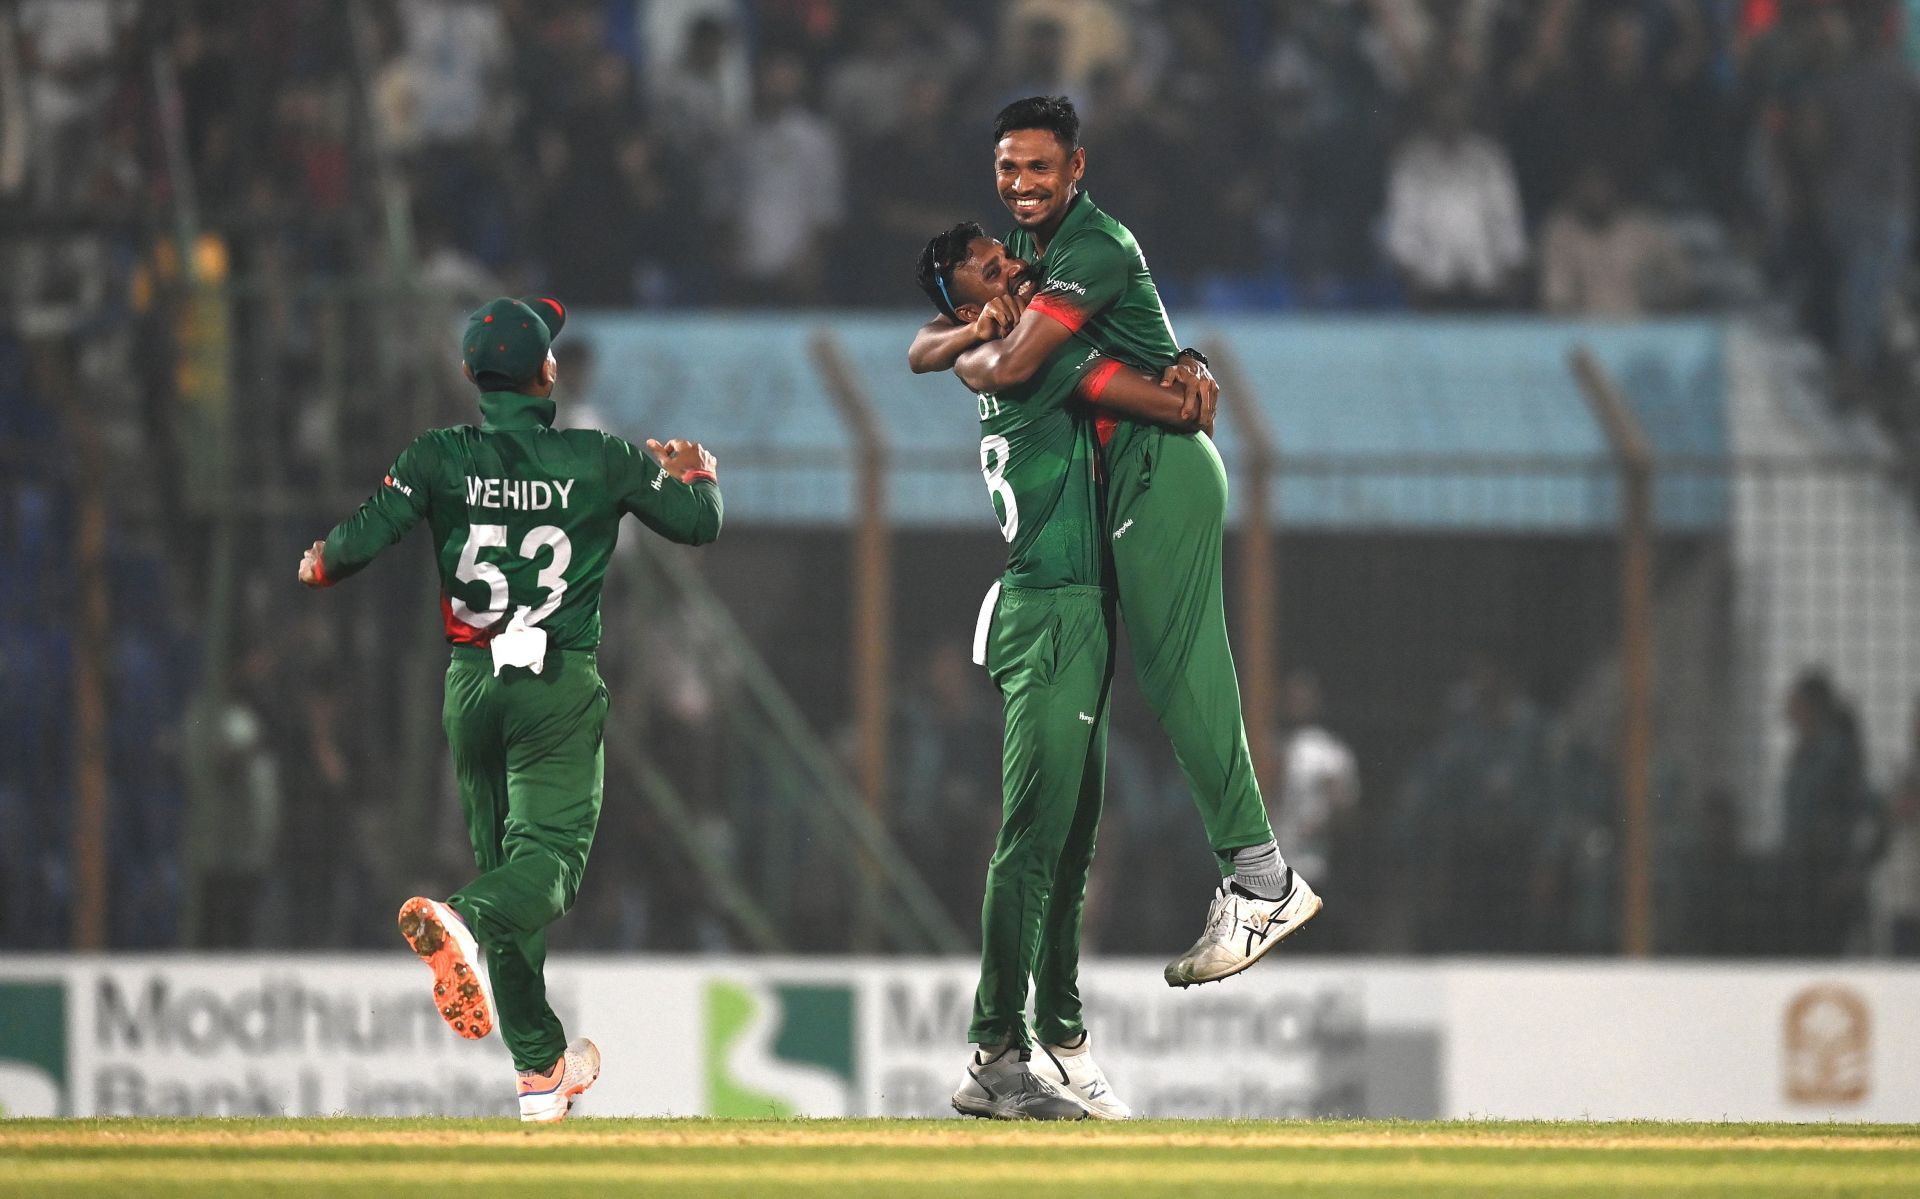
top-left (1203, 887), bottom-right (1240, 943)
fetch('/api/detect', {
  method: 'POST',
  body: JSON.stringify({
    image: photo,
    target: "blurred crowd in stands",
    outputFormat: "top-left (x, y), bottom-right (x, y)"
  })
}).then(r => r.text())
top-left (7, 0), bottom-right (1920, 956)
top-left (10, 2), bottom-right (1920, 388)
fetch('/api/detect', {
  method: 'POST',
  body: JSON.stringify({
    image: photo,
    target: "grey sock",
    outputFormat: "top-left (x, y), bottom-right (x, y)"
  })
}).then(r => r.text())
top-left (1231, 840), bottom-right (1291, 901)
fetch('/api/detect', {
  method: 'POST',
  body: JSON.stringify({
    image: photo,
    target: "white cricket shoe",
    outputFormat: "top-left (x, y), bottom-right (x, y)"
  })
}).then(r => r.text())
top-left (1034, 1035), bottom-right (1133, 1120)
top-left (518, 1037), bottom-right (602, 1123)
top-left (951, 1047), bottom-right (1088, 1121)
top-left (1164, 873), bottom-right (1321, 987)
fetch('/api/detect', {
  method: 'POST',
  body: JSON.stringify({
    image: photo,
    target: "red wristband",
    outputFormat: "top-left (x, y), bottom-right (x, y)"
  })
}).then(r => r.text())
top-left (311, 550), bottom-right (333, 587)
top-left (682, 469), bottom-right (717, 485)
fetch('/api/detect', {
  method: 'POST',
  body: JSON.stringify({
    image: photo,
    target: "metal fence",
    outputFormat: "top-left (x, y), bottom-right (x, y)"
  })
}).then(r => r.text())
top-left (6, 280), bottom-right (1918, 960)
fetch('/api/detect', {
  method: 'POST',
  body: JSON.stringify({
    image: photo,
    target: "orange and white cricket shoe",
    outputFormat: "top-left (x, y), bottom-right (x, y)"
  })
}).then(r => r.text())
top-left (518, 1038), bottom-right (601, 1123)
top-left (397, 897), bottom-right (494, 1040)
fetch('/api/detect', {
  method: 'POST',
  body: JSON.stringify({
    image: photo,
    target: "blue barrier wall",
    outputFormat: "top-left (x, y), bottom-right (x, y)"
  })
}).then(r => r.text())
top-left (569, 312), bottom-right (1727, 533)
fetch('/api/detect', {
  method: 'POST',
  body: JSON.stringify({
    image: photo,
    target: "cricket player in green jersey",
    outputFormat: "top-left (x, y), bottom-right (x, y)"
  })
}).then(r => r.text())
top-left (910, 96), bottom-right (1321, 989)
top-left (297, 295), bottom-right (722, 1121)
top-left (915, 223), bottom-right (1211, 1120)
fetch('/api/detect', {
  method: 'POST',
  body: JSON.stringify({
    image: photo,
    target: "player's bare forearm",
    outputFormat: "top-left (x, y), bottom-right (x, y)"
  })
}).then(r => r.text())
top-left (1092, 365), bottom-right (1209, 434)
top-left (907, 317), bottom-right (979, 374)
top-left (954, 308), bottom-right (1074, 392)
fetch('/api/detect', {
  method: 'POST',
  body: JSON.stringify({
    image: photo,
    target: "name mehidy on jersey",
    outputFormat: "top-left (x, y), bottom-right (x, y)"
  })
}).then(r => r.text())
top-left (464, 476), bottom-right (577, 511)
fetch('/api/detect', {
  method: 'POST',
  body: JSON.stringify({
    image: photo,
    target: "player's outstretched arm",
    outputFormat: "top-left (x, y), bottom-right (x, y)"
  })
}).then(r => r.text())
top-left (1082, 359), bottom-right (1215, 436)
top-left (609, 435), bottom-right (722, 547)
top-left (299, 436), bottom-right (436, 588)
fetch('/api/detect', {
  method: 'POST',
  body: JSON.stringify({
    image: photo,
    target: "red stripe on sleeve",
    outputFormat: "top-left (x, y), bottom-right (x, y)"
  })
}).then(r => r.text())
top-left (1095, 414), bottom-right (1120, 446)
top-left (1077, 359), bottom-right (1124, 405)
top-left (1027, 293), bottom-right (1086, 333)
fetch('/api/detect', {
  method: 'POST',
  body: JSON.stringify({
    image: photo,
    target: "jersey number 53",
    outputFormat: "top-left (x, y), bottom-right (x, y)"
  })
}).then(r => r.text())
top-left (450, 524), bottom-right (572, 629)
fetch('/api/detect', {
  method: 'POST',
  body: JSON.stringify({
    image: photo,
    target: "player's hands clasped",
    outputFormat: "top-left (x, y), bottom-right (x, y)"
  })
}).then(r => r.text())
top-left (647, 438), bottom-right (718, 482)
top-left (297, 540), bottom-right (329, 588)
top-left (970, 293), bottom-right (1025, 343)
top-left (1161, 359), bottom-right (1219, 437)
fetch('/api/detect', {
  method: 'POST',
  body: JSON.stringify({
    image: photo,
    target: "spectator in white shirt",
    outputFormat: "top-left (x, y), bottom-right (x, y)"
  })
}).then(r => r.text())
top-left (650, 13), bottom-right (752, 157)
top-left (1383, 85), bottom-right (1527, 309)
top-left (724, 52), bottom-right (845, 303)
top-left (1538, 164), bottom-right (1689, 318)
top-left (398, 0), bottom-right (506, 149)
top-left (1271, 670), bottom-right (1359, 894)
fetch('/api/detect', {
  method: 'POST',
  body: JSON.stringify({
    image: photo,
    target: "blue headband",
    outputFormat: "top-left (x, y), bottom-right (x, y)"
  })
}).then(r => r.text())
top-left (935, 273), bottom-right (959, 320)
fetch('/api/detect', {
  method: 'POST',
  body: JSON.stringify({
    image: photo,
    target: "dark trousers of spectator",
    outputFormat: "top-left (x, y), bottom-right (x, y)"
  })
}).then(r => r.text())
top-left (1892, 917), bottom-right (1920, 957)
top-left (196, 871), bottom-right (262, 947)
top-left (1825, 204), bottom-right (1911, 378)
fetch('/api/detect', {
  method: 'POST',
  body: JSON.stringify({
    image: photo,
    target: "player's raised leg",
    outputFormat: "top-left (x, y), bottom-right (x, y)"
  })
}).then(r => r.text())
top-left (1106, 431), bottom-right (1321, 984)
top-left (447, 649), bottom-right (608, 1102)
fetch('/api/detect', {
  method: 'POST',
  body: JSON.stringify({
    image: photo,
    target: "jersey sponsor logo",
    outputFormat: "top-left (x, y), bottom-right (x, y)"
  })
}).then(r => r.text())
top-left (1078, 712), bottom-right (1095, 725)
top-left (1112, 518), bottom-right (1134, 540)
top-left (465, 476), bottom-right (575, 511)
top-left (384, 475), bottom-right (414, 498)
top-left (651, 468), bottom-right (668, 491)
top-left (1043, 278), bottom-right (1088, 298)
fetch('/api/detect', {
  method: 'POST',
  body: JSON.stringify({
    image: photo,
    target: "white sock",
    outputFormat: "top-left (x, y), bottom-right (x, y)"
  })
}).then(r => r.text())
top-left (1046, 1030), bottom-right (1090, 1058)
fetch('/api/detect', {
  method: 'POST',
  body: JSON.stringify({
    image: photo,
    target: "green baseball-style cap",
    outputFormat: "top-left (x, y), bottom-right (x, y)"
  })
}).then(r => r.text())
top-left (462, 295), bottom-right (567, 384)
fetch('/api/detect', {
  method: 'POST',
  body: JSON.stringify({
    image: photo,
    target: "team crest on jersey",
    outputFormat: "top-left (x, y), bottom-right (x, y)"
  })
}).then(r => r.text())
top-left (384, 474), bottom-right (413, 497)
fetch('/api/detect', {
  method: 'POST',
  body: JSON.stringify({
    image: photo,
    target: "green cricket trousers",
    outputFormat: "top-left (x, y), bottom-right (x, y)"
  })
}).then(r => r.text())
top-left (1107, 428), bottom-right (1276, 871)
top-left (442, 646), bottom-right (608, 1073)
top-left (969, 582), bottom-right (1115, 1049)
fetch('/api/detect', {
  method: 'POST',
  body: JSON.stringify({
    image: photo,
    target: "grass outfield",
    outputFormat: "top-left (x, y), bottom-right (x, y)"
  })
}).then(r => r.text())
top-left (3, 1118), bottom-right (1919, 1197)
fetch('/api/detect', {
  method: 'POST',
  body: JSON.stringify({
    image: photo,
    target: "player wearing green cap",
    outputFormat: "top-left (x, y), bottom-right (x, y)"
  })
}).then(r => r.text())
top-left (909, 96), bottom-right (1321, 990)
top-left (914, 223), bottom-right (1213, 1120)
top-left (297, 295), bottom-right (722, 1121)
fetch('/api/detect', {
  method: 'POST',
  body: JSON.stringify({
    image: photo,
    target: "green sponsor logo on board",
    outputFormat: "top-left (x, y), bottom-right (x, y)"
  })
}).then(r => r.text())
top-left (704, 979), bottom-right (854, 1117)
top-left (0, 982), bottom-right (68, 1117)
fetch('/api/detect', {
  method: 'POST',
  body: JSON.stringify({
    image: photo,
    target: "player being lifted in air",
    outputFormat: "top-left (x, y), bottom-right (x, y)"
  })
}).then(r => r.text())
top-left (910, 96), bottom-right (1321, 990)
top-left (915, 223), bottom-right (1214, 1120)
top-left (298, 296), bottom-right (722, 1122)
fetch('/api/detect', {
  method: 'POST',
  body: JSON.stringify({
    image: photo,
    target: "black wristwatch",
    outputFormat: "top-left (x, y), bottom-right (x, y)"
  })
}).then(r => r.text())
top-left (1177, 347), bottom-right (1210, 368)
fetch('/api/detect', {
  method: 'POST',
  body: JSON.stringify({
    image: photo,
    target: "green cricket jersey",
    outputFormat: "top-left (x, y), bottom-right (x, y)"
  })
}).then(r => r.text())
top-left (1005, 191), bottom-right (1182, 462)
top-left (977, 340), bottom-right (1112, 590)
top-left (317, 390), bottom-right (722, 650)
